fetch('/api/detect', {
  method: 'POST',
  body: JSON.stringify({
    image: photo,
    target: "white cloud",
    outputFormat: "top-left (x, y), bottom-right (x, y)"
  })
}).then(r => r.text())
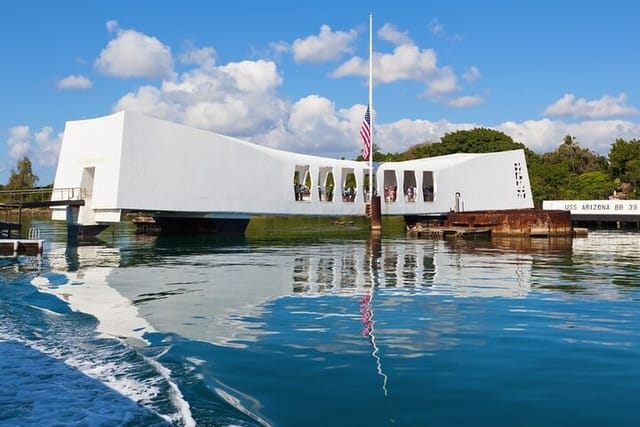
top-left (268, 41), bottom-right (290, 57)
top-left (95, 25), bottom-right (174, 78)
top-left (106, 20), bottom-right (118, 33)
top-left (332, 44), bottom-right (438, 83)
top-left (98, 24), bottom-right (636, 164)
top-left (7, 126), bottom-right (31, 160)
top-left (462, 66), bottom-right (481, 82)
top-left (5, 125), bottom-right (61, 167)
top-left (425, 66), bottom-right (458, 97)
top-left (56, 74), bottom-right (93, 90)
top-left (447, 95), bottom-right (485, 108)
top-left (114, 85), bottom-right (179, 120)
top-left (378, 23), bottom-right (412, 46)
top-left (33, 126), bottom-right (63, 167)
top-left (543, 93), bottom-right (638, 119)
top-left (257, 97), bottom-right (369, 156)
top-left (291, 25), bottom-right (357, 63)
top-left (330, 22), bottom-right (476, 103)
top-left (220, 59), bottom-right (282, 93)
top-left (113, 57), bottom-right (286, 137)
top-left (107, 30), bottom-right (486, 159)
top-left (180, 46), bottom-right (216, 69)
top-left (497, 118), bottom-right (640, 154)
top-left (373, 118), bottom-right (475, 154)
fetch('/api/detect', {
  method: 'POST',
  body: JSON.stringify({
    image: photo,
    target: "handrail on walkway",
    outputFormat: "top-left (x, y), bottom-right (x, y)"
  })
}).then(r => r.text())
top-left (0, 187), bottom-right (86, 204)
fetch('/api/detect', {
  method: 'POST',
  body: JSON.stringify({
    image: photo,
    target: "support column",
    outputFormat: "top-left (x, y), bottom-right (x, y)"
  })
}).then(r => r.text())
top-left (66, 205), bottom-right (80, 245)
top-left (370, 195), bottom-right (382, 231)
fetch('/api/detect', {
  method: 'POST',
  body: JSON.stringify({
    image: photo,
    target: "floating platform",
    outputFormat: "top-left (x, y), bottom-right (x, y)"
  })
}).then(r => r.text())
top-left (407, 208), bottom-right (583, 239)
top-left (407, 224), bottom-right (492, 239)
top-left (0, 239), bottom-right (44, 255)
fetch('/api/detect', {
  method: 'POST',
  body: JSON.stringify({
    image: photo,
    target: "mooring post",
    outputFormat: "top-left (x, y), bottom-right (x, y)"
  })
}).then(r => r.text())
top-left (370, 195), bottom-right (382, 231)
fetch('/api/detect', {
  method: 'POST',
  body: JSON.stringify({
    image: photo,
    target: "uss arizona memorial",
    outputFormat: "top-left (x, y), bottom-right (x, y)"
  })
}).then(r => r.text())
top-left (51, 111), bottom-right (533, 233)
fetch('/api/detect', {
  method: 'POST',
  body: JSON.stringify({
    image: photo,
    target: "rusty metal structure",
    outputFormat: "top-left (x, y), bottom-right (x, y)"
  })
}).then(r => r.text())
top-left (446, 208), bottom-right (574, 237)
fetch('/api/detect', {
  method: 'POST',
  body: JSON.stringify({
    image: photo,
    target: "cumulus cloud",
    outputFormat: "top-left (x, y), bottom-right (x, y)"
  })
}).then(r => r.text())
top-left (544, 93), bottom-right (638, 119)
top-left (180, 46), bottom-right (216, 69)
top-left (497, 118), bottom-right (640, 154)
top-left (447, 95), bottom-right (485, 108)
top-left (425, 66), bottom-right (458, 97)
top-left (332, 44), bottom-right (438, 83)
top-left (6, 125), bottom-right (62, 167)
top-left (291, 25), bottom-right (357, 63)
top-left (378, 23), bottom-right (412, 46)
top-left (107, 23), bottom-right (487, 160)
top-left (331, 24), bottom-right (476, 104)
top-left (373, 118), bottom-right (476, 154)
top-left (95, 23), bottom-right (174, 79)
top-left (257, 99), bottom-right (381, 157)
top-left (34, 126), bottom-right (63, 167)
top-left (99, 22), bottom-right (638, 163)
top-left (7, 126), bottom-right (31, 160)
top-left (268, 41), bottom-right (290, 58)
top-left (113, 52), bottom-right (287, 136)
top-left (56, 74), bottom-right (93, 90)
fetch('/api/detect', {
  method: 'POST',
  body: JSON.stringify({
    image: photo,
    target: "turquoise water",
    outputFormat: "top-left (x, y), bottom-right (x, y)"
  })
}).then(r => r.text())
top-left (1, 221), bottom-right (639, 426)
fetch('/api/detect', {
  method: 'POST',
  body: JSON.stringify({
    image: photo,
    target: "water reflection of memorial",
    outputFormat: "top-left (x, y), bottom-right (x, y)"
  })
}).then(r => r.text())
top-left (292, 238), bottom-right (539, 298)
top-left (34, 235), bottom-right (569, 351)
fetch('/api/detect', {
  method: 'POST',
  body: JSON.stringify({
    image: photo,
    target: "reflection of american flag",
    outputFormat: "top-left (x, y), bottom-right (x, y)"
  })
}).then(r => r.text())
top-left (360, 105), bottom-right (371, 161)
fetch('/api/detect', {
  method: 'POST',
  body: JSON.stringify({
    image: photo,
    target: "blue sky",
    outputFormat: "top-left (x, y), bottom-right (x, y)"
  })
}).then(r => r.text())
top-left (2, 0), bottom-right (640, 185)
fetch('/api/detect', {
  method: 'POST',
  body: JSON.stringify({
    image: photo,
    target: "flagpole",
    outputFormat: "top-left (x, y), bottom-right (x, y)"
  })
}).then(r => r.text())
top-left (368, 13), bottom-right (373, 201)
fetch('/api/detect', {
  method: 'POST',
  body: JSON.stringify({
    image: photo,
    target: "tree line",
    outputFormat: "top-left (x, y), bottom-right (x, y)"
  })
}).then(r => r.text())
top-left (362, 128), bottom-right (640, 207)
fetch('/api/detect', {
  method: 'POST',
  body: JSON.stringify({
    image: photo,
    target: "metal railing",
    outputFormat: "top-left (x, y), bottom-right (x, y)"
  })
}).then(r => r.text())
top-left (0, 187), bottom-right (85, 204)
top-left (28, 227), bottom-right (40, 239)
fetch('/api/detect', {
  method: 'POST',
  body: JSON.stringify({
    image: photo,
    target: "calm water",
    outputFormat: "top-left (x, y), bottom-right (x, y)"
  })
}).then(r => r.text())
top-left (1, 220), bottom-right (639, 426)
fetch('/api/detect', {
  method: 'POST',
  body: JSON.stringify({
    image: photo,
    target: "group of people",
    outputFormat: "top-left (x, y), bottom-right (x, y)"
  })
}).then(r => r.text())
top-left (404, 186), bottom-right (417, 202)
top-left (295, 182), bottom-right (435, 203)
top-left (383, 186), bottom-right (398, 203)
top-left (342, 187), bottom-right (356, 202)
top-left (294, 183), bottom-right (310, 201)
top-left (295, 183), bottom-right (335, 202)
top-left (423, 185), bottom-right (434, 201)
top-left (384, 185), bottom-right (434, 203)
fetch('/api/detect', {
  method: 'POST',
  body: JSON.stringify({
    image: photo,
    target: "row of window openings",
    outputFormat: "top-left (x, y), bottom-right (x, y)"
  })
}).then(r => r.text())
top-left (293, 168), bottom-right (435, 203)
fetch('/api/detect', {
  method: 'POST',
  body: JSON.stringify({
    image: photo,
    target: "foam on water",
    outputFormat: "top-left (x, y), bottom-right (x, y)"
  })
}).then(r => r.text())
top-left (0, 269), bottom-right (195, 427)
top-left (0, 338), bottom-right (167, 426)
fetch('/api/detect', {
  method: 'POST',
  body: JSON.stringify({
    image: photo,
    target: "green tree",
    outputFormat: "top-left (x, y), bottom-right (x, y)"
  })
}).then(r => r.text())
top-left (437, 128), bottom-right (525, 154)
top-left (571, 171), bottom-right (615, 199)
top-left (608, 138), bottom-right (640, 197)
top-left (543, 134), bottom-right (607, 175)
top-left (6, 156), bottom-right (39, 190)
top-left (397, 128), bottom-right (529, 161)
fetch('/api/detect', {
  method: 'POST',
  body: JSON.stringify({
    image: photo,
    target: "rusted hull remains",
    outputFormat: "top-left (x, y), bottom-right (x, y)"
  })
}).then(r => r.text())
top-left (446, 209), bottom-right (573, 237)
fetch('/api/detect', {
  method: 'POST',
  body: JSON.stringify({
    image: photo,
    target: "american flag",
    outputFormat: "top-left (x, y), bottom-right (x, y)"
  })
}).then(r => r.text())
top-left (360, 105), bottom-right (371, 161)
